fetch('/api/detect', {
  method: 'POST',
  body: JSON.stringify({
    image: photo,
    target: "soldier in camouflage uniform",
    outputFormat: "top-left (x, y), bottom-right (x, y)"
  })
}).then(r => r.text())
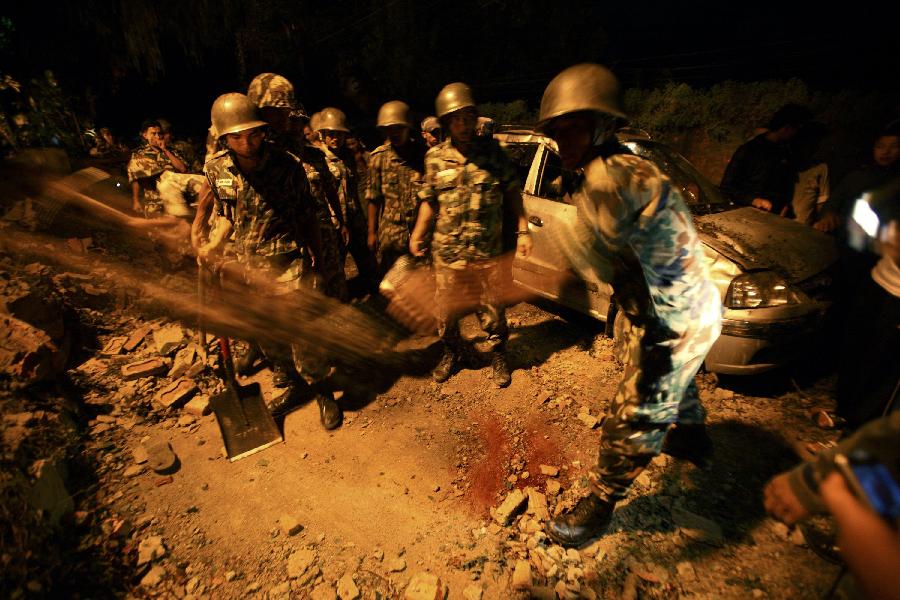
top-left (367, 101), bottom-right (426, 275)
top-left (127, 119), bottom-right (203, 217)
top-left (420, 116), bottom-right (442, 148)
top-left (314, 107), bottom-right (379, 292)
top-left (199, 93), bottom-right (343, 430)
top-left (246, 73), bottom-right (349, 302)
top-left (535, 64), bottom-right (723, 546)
top-left (158, 118), bottom-right (203, 173)
top-left (410, 83), bottom-right (533, 387)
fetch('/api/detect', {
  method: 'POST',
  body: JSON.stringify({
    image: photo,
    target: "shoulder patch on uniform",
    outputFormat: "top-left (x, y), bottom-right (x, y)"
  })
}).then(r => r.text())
top-left (371, 143), bottom-right (390, 155)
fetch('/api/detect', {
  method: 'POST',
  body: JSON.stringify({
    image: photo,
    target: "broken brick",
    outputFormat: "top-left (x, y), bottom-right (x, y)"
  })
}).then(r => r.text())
top-left (100, 336), bottom-right (127, 356)
top-left (184, 394), bottom-right (210, 417)
top-left (153, 324), bottom-right (185, 356)
top-left (122, 325), bottom-right (151, 353)
top-left (167, 345), bottom-right (197, 378)
top-left (121, 358), bottom-right (168, 380)
top-left (493, 489), bottom-right (527, 526)
top-left (154, 378), bottom-right (197, 409)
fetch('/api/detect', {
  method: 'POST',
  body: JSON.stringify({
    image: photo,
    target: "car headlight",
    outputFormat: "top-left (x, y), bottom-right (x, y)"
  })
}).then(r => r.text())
top-left (724, 271), bottom-right (800, 309)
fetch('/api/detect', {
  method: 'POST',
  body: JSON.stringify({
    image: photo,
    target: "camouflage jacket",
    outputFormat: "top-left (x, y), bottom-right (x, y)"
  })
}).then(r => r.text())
top-left (322, 146), bottom-right (363, 222)
top-left (270, 132), bottom-right (344, 229)
top-left (418, 137), bottom-right (519, 268)
top-left (367, 142), bottom-right (424, 235)
top-left (204, 142), bottom-right (316, 265)
top-left (563, 150), bottom-right (721, 330)
top-left (127, 144), bottom-right (180, 184)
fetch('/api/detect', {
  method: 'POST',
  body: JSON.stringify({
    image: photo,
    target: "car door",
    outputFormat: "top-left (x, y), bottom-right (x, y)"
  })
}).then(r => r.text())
top-left (512, 142), bottom-right (614, 322)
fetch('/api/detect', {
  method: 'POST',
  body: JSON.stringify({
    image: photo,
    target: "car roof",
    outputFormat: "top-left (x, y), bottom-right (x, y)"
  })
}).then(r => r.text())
top-left (494, 127), bottom-right (652, 147)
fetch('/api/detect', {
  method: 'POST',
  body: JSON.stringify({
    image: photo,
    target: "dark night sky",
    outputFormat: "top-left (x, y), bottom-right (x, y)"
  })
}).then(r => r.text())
top-left (2, 1), bottom-right (897, 141)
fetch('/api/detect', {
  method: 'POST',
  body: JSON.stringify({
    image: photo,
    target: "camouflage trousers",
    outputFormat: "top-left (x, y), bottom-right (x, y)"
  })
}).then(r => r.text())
top-left (306, 217), bottom-right (349, 303)
top-left (435, 262), bottom-right (508, 353)
top-left (252, 256), bottom-right (330, 386)
top-left (377, 221), bottom-right (413, 277)
top-left (590, 305), bottom-right (721, 503)
top-left (157, 171), bottom-right (204, 218)
top-left (342, 209), bottom-right (379, 289)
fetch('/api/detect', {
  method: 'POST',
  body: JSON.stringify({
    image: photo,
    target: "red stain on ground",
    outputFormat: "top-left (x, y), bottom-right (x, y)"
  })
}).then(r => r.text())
top-left (465, 416), bottom-right (512, 514)
top-left (462, 414), bottom-right (570, 516)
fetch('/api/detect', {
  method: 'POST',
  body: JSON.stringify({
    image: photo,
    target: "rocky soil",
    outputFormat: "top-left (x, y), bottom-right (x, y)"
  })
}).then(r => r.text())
top-left (1, 204), bottom-right (846, 599)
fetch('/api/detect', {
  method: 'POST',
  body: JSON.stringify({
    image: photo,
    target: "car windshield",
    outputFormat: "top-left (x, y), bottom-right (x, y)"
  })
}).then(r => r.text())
top-left (622, 140), bottom-right (733, 215)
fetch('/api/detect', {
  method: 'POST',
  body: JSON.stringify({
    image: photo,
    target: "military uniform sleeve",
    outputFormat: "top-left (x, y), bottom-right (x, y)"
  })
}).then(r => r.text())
top-left (581, 154), bottom-right (663, 251)
top-left (417, 148), bottom-right (438, 206)
top-left (365, 150), bottom-right (383, 204)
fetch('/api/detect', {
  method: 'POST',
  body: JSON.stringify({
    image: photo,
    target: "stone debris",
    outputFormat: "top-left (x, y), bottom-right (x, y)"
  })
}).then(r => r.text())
top-left (404, 572), bottom-right (446, 600)
top-left (372, 549), bottom-right (384, 562)
top-left (511, 560), bottom-right (532, 591)
top-left (153, 323), bottom-right (186, 356)
top-left (140, 565), bottom-right (166, 587)
top-left (387, 557), bottom-right (408, 572)
top-left (146, 441), bottom-right (177, 473)
top-left (155, 378), bottom-right (197, 409)
top-left (137, 535), bottom-right (167, 565)
top-left (676, 561), bottom-right (697, 582)
top-left (123, 324), bottom-right (153, 352)
top-left (122, 358), bottom-right (168, 380)
top-left (280, 515), bottom-right (304, 536)
top-left (337, 573), bottom-right (360, 600)
top-left (310, 584), bottom-right (336, 600)
top-left (529, 586), bottom-right (556, 600)
top-left (184, 394), bottom-right (211, 417)
top-left (168, 345), bottom-right (197, 378)
top-left (537, 391), bottom-right (552, 404)
top-left (0, 316), bottom-right (62, 382)
top-left (224, 571), bottom-right (237, 582)
top-left (545, 479), bottom-right (561, 496)
top-left (771, 521), bottom-right (790, 541)
top-left (123, 465), bottom-right (144, 478)
top-left (177, 414), bottom-right (196, 427)
top-left (577, 412), bottom-right (599, 428)
top-left (525, 487), bottom-right (550, 521)
top-left (493, 489), bottom-right (527, 526)
top-left (538, 465), bottom-right (559, 477)
top-left (789, 527), bottom-right (806, 547)
top-left (100, 336), bottom-right (127, 356)
top-left (287, 548), bottom-right (318, 579)
top-left (132, 445), bottom-right (149, 464)
top-left (27, 459), bottom-right (74, 525)
top-left (673, 507), bottom-right (723, 545)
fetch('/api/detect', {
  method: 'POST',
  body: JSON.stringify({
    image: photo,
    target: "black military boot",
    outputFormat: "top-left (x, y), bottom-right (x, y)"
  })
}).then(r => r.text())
top-left (269, 384), bottom-right (302, 419)
top-left (545, 494), bottom-right (616, 547)
top-left (432, 347), bottom-right (458, 383)
top-left (491, 352), bottom-right (511, 388)
top-left (315, 389), bottom-right (343, 430)
top-left (234, 344), bottom-right (261, 377)
top-left (661, 423), bottom-right (713, 467)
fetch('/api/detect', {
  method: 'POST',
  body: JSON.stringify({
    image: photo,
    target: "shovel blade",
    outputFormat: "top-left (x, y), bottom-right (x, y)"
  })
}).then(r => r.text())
top-left (210, 382), bottom-right (282, 461)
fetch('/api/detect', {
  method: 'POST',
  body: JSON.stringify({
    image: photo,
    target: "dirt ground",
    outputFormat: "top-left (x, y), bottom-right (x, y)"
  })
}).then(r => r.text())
top-left (1, 219), bottom-right (846, 599)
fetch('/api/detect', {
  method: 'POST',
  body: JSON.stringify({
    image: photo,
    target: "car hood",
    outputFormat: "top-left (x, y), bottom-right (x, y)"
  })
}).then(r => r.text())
top-left (694, 207), bottom-right (838, 282)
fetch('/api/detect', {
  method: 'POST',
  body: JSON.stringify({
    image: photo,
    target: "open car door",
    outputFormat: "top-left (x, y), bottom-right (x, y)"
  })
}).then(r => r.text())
top-left (511, 141), bottom-right (614, 322)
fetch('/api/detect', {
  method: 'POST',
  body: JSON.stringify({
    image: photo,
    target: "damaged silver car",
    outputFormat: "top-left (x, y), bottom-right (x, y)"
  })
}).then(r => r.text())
top-left (498, 129), bottom-right (838, 375)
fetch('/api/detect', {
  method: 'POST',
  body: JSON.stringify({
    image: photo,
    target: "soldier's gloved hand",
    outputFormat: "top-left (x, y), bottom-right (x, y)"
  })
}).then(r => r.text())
top-left (367, 231), bottom-right (378, 253)
top-left (516, 232), bottom-right (533, 258)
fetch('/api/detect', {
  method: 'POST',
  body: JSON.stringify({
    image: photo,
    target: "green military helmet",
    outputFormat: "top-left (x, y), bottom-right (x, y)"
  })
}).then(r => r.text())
top-left (377, 100), bottom-right (413, 128)
top-left (247, 73), bottom-right (296, 109)
top-left (536, 63), bottom-right (627, 131)
top-left (210, 93), bottom-right (268, 138)
top-left (435, 82), bottom-right (475, 118)
top-left (316, 107), bottom-right (350, 133)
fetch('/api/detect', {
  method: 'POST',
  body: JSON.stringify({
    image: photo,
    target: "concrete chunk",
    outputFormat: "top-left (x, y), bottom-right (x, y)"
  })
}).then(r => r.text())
top-left (538, 465), bottom-right (559, 477)
top-left (525, 487), bottom-right (550, 521)
top-left (184, 394), bottom-right (210, 417)
top-left (123, 324), bottom-right (152, 352)
top-left (511, 560), bottom-right (532, 591)
top-left (100, 336), bottom-right (127, 356)
top-left (577, 413), bottom-right (599, 428)
top-left (673, 507), bottom-right (723, 545)
top-left (153, 324), bottom-right (185, 356)
top-left (168, 345), bottom-right (197, 378)
top-left (493, 488), bottom-right (528, 526)
top-left (287, 548), bottom-right (317, 579)
top-left (155, 377), bottom-right (197, 409)
top-left (122, 358), bottom-right (168, 380)
top-left (404, 572), bottom-right (446, 600)
top-left (337, 574), bottom-right (360, 600)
